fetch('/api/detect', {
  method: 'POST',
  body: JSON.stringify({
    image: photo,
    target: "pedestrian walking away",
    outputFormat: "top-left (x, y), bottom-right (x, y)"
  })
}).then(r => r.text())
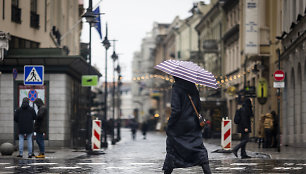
top-left (130, 118), bottom-right (138, 140)
top-left (232, 98), bottom-right (253, 159)
top-left (34, 98), bottom-right (48, 158)
top-left (141, 121), bottom-right (148, 140)
top-left (14, 97), bottom-right (37, 158)
top-left (162, 77), bottom-right (211, 174)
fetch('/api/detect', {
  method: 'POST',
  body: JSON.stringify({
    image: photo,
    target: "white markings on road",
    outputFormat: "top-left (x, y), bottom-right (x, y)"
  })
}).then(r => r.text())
top-left (274, 167), bottom-right (303, 170)
top-left (231, 163), bottom-right (258, 166)
top-left (130, 163), bottom-right (155, 165)
top-left (284, 163), bottom-right (295, 166)
top-left (28, 163), bottom-right (58, 165)
top-left (50, 166), bottom-right (81, 169)
top-left (297, 163), bottom-right (306, 166)
top-left (230, 167), bottom-right (246, 170)
top-left (4, 166), bottom-right (17, 169)
top-left (216, 167), bottom-right (245, 170)
top-left (77, 163), bottom-right (107, 165)
top-left (0, 163), bottom-right (10, 165)
top-left (21, 166), bottom-right (30, 169)
top-left (105, 166), bottom-right (137, 169)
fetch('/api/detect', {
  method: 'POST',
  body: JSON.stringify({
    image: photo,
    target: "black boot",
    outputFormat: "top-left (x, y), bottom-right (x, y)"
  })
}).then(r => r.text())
top-left (164, 169), bottom-right (173, 174)
top-left (202, 163), bottom-right (211, 174)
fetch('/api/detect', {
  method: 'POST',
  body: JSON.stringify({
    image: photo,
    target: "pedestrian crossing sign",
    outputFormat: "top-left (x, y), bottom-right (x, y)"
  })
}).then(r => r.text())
top-left (24, 65), bottom-right (44, 85)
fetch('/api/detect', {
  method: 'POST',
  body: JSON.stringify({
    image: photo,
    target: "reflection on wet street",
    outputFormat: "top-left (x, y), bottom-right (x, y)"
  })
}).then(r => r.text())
top-left (0, 129), bottom-right (306, 173)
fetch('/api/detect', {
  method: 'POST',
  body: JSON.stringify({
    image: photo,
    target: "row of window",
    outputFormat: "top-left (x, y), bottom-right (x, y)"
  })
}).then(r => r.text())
top-left (9, 36), bottom-right (40, 49)
top-left (9, 0), bottom-right (39, 29)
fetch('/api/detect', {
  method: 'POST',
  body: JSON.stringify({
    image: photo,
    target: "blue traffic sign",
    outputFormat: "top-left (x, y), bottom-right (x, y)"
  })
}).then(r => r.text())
top-left (24, 65), bottom-right (44, 85)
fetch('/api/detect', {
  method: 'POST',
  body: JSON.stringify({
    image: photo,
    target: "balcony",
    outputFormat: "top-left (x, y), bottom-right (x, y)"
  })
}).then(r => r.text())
top-left (30, 12), bottom-right (40, 29)
top-left (11, 5), bottom-right (21, 23)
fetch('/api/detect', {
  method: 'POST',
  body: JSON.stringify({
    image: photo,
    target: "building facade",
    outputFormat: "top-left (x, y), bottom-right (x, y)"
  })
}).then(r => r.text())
top-left (0, 0), bottom-right (101, 148)
top-left (132, 32), bottom-right (156, 124)
top-left (280, 0), bottom-right (306, 147)
top-left (0, 0), bottom-right (82, 55)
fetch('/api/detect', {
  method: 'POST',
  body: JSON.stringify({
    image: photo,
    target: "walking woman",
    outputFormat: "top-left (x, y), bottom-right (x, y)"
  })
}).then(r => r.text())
top-left (162, 77), bottom-right (211, 174)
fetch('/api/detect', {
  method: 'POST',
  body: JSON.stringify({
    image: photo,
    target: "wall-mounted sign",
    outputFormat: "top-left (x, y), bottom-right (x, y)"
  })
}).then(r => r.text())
top-left (244, 0), bottom-right (259, 55)
top-left (24, 65), bottom-right (44, 85)
top-left (273, 82), bottom-right (285, 88)
top-left (257, 77), bottom-right (268, 105)
top-left (82, 75), bottom-right (98, 86)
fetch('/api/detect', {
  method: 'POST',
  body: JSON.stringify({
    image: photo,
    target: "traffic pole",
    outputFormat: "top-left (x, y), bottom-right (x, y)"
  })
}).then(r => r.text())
top-left (221, 117), bottom-right (232, 150)
top-left (92, 119), bottom-right (101, 151)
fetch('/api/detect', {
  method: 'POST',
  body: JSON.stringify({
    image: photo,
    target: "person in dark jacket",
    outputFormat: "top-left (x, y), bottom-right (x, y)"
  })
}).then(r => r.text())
top-left (232, 98), bottom-right (253, 159)
top-left (14, 97), bottom-right (36, 158)
top-left (130, 118), bottom-right (138, 140)
top-left (163, 77), bottom-right (211, 174)
top-left (270, 111), bottom-right (278, 148)
top-left (33, 98), bottom-right (47, 158)
top-left (141, 121), bottom-right (148, 139)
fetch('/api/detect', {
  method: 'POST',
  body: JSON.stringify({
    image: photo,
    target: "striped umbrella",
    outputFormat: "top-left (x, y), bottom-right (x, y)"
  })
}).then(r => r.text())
top-left (154, 60), bottom-right (219, 89)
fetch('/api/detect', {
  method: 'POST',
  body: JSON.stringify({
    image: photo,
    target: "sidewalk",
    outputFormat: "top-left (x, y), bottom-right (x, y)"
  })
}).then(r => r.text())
top-left (0, 147), bottom-right (86, 160)
top-left (204, 138), bottom-right (306, 160)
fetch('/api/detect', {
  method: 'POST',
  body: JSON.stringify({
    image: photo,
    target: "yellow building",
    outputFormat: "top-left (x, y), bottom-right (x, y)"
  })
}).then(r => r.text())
top-left (0, 0), bottom-right (82, 55)
top-left (238, 0), bottom-right (282, 137)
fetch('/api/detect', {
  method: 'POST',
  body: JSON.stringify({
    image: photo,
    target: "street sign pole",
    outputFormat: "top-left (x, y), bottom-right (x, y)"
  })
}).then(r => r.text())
top-left (276, 49), bottom-right (281, 152)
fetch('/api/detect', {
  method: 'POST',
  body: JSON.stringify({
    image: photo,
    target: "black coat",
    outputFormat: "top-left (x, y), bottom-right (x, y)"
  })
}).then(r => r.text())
top-left (237, 99), bottom-right (253, 133)
top-left (34, 98), bottom-right (47, 133)
top-left (163, 78), bottom-right (208, 171)
top-left (14, 98), bottom-right (36, 134)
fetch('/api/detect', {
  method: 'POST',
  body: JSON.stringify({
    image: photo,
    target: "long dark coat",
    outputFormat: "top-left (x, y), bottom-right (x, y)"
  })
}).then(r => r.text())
top-left (163, 78), bottom-right (208, 171)
top-left (34, 98), bottom-right (48, 133)
top-left (237, 98), bottom-right (253, 133)
top-left (14, 98), bottom-right (36, 134)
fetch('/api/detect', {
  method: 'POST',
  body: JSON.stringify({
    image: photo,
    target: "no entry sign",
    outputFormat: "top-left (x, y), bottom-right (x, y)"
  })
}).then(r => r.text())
top-left (274, 70), bottom-right (285, 81)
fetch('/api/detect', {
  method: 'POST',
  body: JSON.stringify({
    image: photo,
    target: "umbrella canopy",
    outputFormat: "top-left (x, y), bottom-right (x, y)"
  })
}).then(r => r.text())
top-left (154, 60), bottom-right (219, 89)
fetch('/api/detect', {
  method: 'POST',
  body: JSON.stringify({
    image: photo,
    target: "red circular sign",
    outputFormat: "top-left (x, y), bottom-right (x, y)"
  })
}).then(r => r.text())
top-left (274, 70), bottom-right (285, 81)
top-left (28, 89), bottom-right (38, 102)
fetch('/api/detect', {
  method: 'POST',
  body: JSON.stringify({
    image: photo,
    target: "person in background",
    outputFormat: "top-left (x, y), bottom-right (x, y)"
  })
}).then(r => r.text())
top-left (271, 111), bottom-right (278, 148)
top-left (14, 97), bottom-right (36, 158)
top-left (34, 98), bottom-right (47, 158)
top-left (203, 119), bottom-right (212, 139)
top-left (232, 98), bottom-right (253, 159)
top-left (264, 113), bottom-right (274, 148)
top-left (130, 118), bottom-right (138, 140)
top-left (141, 121), bottom-right (148, 140)
top-left (258, 114), bottom-right (265, 148)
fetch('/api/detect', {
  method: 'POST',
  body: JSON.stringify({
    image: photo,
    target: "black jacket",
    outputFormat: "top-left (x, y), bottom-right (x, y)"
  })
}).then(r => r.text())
top-left (237, 98), bottom-right (253, 133)
top-left (14, 98), bottom-right (36, 134)
top-left (163, 78), bottom-right (208, 170)
top-left (34, 98), bottom-right (47, 133)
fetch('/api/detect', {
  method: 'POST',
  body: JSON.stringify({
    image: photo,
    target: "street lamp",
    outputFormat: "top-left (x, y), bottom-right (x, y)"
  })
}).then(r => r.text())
top-left (111, 44), bottom-right (118, 145)
top-left (82, 0), bottom-right (96, 65)
top-left (82, 0), bottom-right (96, 151)
top-left (116, 65), bottom-right (122, 141)
top-left (102, 24), bottom-right (110, 148)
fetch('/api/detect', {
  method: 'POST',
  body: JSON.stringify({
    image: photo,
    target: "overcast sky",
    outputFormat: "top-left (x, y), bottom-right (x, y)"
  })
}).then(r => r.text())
top-left (81, 0), bottom-right (210, 82)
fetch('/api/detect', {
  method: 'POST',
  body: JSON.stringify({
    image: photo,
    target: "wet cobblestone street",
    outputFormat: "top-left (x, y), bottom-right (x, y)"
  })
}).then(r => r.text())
top-left (0, 129), bottom-right (306, 173)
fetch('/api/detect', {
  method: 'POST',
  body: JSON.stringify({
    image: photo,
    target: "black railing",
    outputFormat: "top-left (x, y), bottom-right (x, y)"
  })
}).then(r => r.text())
top-left (11, 5), bottom-right (21, 23)
top-left (30, 12), bottom-right (40, 29)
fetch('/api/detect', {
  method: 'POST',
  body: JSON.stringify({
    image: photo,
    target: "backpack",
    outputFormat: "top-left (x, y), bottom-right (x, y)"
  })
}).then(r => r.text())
top-left (234, 108), bottom-right (241, 124)
top-left (264, 117), bottom-right (273, 129)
